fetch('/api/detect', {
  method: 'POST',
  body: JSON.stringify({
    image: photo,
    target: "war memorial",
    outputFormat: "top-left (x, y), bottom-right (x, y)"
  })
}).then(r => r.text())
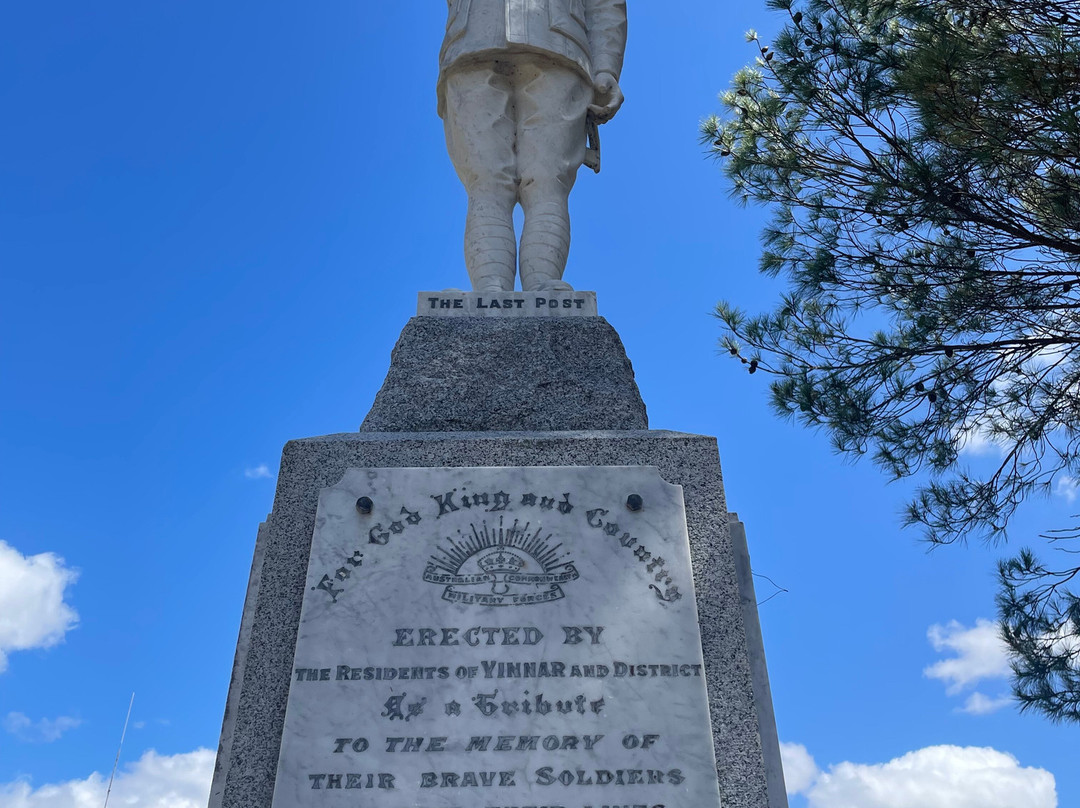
top-left (208, 2), bottom-right (787, 806)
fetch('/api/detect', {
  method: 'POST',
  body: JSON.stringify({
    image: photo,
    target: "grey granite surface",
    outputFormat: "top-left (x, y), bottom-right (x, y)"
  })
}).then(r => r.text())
top-left (216, 430), bottom-right (774, 808)
top-left (359, 317), bottom-right (648, 432)
top-left (731, 513), bottom-right (789, 808)
top-left (208, 518), bottom-right (269, 808)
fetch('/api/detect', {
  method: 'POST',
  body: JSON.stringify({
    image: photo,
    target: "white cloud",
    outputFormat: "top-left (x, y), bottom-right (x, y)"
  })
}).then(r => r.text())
top-left (3, 713), bottom-right (81, 743)
top-left (780, 741), bottom-right (819, 794)
top-left (243, 464), bottom-right (273, 480)
top-left (1044, 624), bottom-right (1080, 657)
top-left (955, 421), bottom-right (1005, 457)
top-left (0, 748), bottom-right (214, 808)
top-left (805, 745), bottom-right (1056, 808)
top-left (1019, 623), bottom-right (1080, 675)
top-left (1053, 475), bottom-right (1079, 503)
top-left (0, 541), bottom-right (79, 673)
top-left (925, 619), bottom-right (1010, 694)
top-left (958, 692), bottom-right (1013, 716)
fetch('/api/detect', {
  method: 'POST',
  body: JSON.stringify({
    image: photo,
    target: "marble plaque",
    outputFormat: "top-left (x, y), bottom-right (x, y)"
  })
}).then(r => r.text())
top-left (271, 466), bottom-right (722, 808)
top-left (417, 290), bottom-right (599, 317)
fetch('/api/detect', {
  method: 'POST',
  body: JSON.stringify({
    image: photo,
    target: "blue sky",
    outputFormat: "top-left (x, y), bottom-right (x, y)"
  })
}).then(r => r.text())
top-left (0, 2), bottom-right (1075, 806)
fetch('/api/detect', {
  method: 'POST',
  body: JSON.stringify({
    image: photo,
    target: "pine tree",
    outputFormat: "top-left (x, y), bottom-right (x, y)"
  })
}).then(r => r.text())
top-left (702, 0), bottom-right (1080, 722)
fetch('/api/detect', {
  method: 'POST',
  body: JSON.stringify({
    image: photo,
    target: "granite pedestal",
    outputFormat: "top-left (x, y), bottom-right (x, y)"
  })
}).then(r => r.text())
top-left (209, 300), bottom-right (786, 808)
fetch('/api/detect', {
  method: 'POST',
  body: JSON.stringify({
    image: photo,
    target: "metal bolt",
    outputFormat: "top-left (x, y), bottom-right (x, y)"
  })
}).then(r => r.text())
top-left (355, 496), bottom-right (373, 515)
top-left (626, 494), bottom-right (644, 512)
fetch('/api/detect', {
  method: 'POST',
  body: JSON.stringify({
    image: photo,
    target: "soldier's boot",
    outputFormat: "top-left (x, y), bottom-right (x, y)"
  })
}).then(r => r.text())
top-left (518, 195), bottom-right (574, 292)
top-left (464, 193), bottom-right (517, 292)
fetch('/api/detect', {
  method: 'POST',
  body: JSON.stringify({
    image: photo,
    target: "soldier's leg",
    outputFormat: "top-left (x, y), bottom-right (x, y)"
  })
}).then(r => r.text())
top-left (514, 59), bottom-right (591, 292)
top-left (443, 63), bottom-right (518, 291)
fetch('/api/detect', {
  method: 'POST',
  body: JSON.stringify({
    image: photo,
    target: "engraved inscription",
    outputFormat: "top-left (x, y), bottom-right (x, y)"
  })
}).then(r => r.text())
top-left (416, 290), bottom-right (599, 318)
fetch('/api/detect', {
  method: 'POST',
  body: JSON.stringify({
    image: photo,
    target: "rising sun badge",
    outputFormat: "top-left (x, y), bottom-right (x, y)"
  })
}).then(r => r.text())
top-left (422, 518), bottom-right (579, 606)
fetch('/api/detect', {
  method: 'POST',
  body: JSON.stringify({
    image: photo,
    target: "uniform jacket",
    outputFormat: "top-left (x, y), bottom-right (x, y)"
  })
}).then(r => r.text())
top-left (438, 0), bottom-right (628, 117)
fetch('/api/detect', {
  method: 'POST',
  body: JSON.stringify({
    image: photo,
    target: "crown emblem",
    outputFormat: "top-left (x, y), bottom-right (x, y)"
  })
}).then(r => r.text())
top-left (478, 550), bottom-right (525, 574)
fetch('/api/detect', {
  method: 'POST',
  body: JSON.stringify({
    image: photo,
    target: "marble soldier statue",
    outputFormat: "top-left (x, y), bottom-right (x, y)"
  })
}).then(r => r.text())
top-left (439, 0), bottom-right (628, 292)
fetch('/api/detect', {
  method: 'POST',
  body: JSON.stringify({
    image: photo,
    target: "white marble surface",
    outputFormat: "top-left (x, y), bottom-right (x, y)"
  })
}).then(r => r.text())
top-left (271, 466), bottom-right (722, 807)
top-left (438, 0), bottom-right (627, 292)
top-left (417, 290), bottom-right (598, 317)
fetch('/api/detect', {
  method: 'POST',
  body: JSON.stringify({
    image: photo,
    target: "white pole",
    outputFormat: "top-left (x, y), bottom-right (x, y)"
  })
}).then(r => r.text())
top-left (103, 692), bottom-right (135, 808)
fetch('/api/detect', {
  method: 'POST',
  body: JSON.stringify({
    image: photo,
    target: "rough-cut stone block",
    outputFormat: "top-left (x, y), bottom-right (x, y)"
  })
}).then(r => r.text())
top-left (359, 317), bottom-right (648, 433)
top-left (208, 519), bottom-right (269, 808)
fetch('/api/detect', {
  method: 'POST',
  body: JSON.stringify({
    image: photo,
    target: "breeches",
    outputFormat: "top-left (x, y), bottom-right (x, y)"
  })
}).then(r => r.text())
top-left (442, 55), bottom-right (592, 290)
top-left (442, 55), bottom-right (592, 201)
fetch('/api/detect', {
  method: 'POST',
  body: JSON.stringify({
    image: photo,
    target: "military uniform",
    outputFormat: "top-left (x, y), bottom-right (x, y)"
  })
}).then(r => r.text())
top-left (439, 0), bottom-right (628, 292)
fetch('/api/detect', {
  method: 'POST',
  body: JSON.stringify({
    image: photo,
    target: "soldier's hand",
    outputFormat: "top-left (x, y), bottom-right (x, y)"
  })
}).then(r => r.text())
top-left (589, 71), bottom-right (624, 123)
